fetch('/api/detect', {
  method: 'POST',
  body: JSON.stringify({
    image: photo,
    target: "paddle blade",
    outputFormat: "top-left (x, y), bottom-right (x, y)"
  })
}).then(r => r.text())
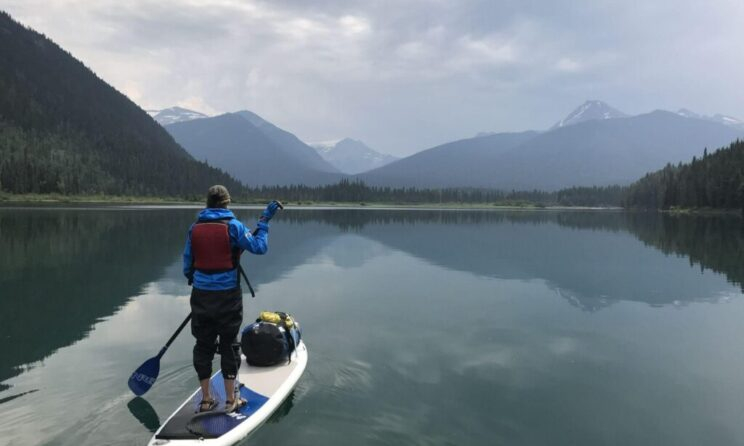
top-left (128, 356), bottom-right (160, 396)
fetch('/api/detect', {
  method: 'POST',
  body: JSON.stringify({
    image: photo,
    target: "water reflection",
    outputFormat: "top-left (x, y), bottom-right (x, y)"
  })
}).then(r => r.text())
top-left (1, 208), bottom-right (741, 387)
top-left (282, 209), bottom-right (744, 310)
top-left (0, 209), bottom-right (189, 386)
top-left (127, 397), bottom-right (161, 433)
top-left (0, 388), bottom-right (38, 405)
top-left (267, 390), bottom-right (295, 424)
top-left (1, 207), bottom-right (744, 446)
top-left (0, 208), bottom-right (344, 388)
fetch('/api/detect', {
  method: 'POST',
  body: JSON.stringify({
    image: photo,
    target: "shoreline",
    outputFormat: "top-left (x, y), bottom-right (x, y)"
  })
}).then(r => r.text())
top-left (660, 207), bottom-right (743, 216)
top-left (2, 194), bottom-right (739, 214)
top-left (0, 193), bottom-right (623, 211)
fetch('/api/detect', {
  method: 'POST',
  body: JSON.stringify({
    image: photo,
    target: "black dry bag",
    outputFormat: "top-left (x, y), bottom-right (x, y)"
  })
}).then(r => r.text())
top-left (241, 321), bottom-right (290, 366)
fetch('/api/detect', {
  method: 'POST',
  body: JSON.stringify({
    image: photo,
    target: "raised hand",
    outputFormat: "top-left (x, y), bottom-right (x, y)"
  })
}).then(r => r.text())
top-left (260, 200), bottom-right (283, 222)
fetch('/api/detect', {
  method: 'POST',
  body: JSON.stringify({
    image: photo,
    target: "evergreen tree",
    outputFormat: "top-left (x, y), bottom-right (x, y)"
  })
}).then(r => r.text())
top-left (0, 12), bottom-right (243, 197)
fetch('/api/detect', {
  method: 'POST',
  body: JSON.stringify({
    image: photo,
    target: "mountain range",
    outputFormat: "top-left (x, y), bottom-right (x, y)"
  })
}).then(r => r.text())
top-left (152, 107), bottom-right (397, 177)
top-left (3, 9), bottom-right (743, 196)
top-left (160, 99), bottom-right (743, 191)
top-left (358, 101), bottom-right (744, 190)
top-left (164, 112), bottom-right (342, 186)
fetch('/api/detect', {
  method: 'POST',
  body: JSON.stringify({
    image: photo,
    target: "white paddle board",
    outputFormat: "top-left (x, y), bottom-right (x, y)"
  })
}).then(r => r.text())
top-left (148, 340), bottom-right (307, 446)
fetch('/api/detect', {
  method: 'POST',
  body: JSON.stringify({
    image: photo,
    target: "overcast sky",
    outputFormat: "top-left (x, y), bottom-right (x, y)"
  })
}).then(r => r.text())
top-left (5, 0), bottom-right (744, 156)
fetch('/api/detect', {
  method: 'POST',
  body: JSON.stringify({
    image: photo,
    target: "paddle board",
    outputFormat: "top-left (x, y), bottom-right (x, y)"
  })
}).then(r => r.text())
top-left (148, 340), bottom-right (307, 446)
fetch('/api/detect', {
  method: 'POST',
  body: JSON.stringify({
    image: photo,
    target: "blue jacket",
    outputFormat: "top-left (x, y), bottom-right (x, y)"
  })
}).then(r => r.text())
top-left (183, 208), bottom-right (268, 291)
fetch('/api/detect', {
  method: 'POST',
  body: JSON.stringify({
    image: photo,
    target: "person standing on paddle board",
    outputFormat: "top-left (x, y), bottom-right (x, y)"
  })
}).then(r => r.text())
top-left (183, 185), bottom-right (282, 413)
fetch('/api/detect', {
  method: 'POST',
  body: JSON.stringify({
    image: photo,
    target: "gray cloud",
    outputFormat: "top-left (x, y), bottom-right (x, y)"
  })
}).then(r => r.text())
top-left (4, 0), bottom-right (744, 156)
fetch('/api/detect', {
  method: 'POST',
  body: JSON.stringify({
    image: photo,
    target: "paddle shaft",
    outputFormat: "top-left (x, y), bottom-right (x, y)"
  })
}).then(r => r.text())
top-left (238, 264), bottom-right (256, 297)
top-left (241, 201), bottom-right (282, 298)
top-left (128, 314), bottom-right (191, 395)
top-left (157, 313), bottom-right (192, 359)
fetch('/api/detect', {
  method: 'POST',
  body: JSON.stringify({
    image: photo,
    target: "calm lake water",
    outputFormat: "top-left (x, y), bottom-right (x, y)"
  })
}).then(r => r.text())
top-left (2, 207), bottom-right (744, 445)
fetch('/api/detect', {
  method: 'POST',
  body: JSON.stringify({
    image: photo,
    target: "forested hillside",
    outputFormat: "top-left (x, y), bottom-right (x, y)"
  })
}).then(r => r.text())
top-left (235, 179), bottom-right (624, 207)
top-left (0, 12), bottom-right (242, 196)
top-left (624, 140), bottom-right (744, 209)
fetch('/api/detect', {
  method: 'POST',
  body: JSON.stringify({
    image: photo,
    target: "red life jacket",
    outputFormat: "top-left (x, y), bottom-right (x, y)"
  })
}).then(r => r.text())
top-left (190, 220), bottom-right (240, 273)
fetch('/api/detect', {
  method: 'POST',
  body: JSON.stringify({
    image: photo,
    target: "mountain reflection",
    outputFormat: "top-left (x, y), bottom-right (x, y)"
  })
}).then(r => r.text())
top-left (280, 209), bottom-right (744, 310)
top-left (0, 209), bottom-right (190, 385)
top-left (0, 207), bottom-right (344, 388)
top-left (1, 207), bottom-right (740, 388)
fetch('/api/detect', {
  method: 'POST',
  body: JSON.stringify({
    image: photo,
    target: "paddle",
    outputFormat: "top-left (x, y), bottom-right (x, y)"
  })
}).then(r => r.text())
top-left (243, 200), bottom-right (284, 297)
top-left (128, 313), bottom-right (192, 396)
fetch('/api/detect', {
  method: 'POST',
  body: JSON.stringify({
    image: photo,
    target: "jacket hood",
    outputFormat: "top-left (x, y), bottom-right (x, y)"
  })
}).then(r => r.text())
top-left (198, 208), bottom-right (235, 221)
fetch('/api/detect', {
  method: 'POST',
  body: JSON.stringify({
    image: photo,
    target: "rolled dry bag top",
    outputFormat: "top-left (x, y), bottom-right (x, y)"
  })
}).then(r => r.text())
top-left (259, 311), bottom-right (295, 329)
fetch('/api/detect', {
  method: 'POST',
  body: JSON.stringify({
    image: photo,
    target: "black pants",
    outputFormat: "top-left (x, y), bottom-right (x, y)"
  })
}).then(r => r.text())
top-left (190, 287), bottom-right (243, 380)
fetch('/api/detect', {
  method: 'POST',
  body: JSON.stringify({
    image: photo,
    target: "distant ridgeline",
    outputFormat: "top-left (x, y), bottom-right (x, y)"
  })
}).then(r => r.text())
top-left (0, 12), bottom-right (242, 196)
top-left (624, 140), bottom-right (744, 209)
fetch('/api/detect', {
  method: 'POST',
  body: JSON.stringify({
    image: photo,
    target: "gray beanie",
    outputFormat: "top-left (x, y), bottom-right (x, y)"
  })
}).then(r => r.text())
top-left (207, 185), bottom-right (231, 208)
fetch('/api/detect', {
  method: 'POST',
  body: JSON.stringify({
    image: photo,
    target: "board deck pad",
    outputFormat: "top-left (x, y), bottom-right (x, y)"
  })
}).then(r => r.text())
top-left (152, 346), bottom-right (305, 443)
top-left (155, 377), bottom-right (268, 440)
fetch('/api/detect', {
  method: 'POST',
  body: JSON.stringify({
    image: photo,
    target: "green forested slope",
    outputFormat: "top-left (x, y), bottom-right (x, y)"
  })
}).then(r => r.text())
top-left (0, 11), bottom-right (242, 195)
top-left (624, 139), bottom-right (744, 209)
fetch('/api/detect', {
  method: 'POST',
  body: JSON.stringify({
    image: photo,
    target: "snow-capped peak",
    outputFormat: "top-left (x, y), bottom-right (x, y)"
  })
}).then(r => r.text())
top-left (309, 139), bottom-right (343, 154)
top-left (152, 107), bottom-right (209, 126)
top-left (676, 108), bottom-right (701, 119)
top-left (676, 108), bottom-right (744, 129)
top-left (309, 137), bottom-right (399, 175)
top-left (712, 114), bottom-right (743, 126)
top-left (551, 100), bottom-right (627, 130)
